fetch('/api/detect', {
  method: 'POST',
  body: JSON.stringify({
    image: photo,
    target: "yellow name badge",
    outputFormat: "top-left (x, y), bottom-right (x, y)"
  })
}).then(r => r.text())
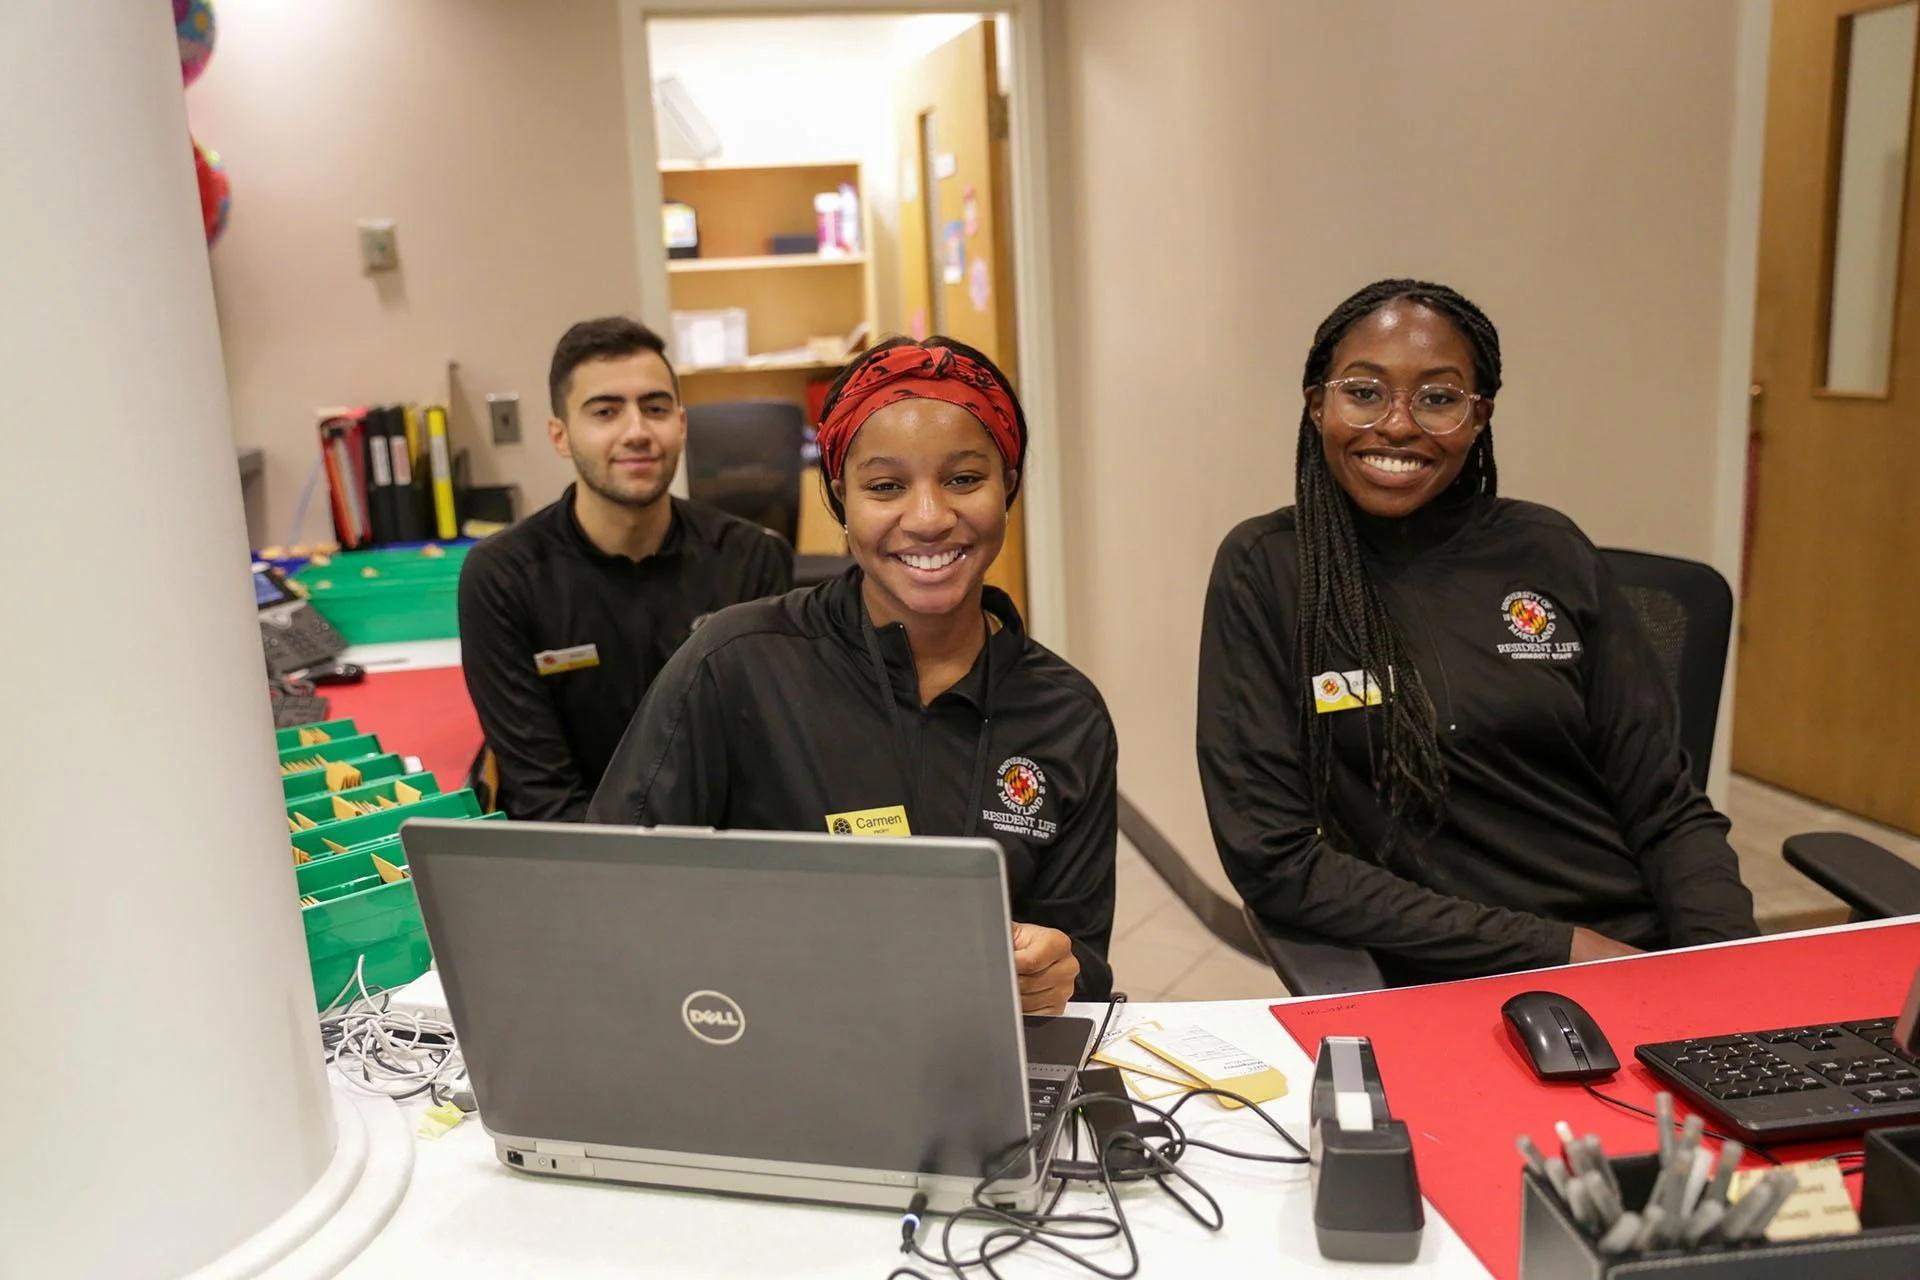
top-left (1312, 668), bottom-right (1383, 714)
top-left (534, 643), bottom-right (600, 676)
top-left (825, 805), bottom-right (912, 837)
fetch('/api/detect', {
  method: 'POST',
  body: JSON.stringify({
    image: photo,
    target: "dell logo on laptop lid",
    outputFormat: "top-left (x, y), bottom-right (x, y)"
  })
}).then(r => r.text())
top-left (681, 990), bottom-right (745, 1045)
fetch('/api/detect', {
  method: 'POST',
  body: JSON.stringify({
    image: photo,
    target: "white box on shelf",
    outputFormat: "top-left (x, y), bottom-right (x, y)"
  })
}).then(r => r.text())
top-left (672, 307), bottom-right (748, 370)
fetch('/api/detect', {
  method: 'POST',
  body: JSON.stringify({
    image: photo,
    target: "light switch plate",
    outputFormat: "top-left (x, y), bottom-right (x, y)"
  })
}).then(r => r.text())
top-left (486, 392), bottom-right (521, 444)
top-left (357, 219), bottom-right (398, 273)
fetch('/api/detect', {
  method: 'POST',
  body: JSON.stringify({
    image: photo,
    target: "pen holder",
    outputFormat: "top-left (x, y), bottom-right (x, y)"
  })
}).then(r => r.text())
top-left (1520, 1148), bottom-right (1920, 1279)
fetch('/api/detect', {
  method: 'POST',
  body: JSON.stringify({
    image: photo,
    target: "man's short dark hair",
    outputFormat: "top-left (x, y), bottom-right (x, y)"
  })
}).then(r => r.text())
top-left (548, 316), bottom-right (680, 417)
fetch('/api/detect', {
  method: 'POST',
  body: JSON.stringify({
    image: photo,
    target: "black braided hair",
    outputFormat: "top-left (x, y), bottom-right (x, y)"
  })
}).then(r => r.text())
top-left (1295, 279), bottom-right (1502, 866)
top-left (815, 334), bottom-right (1028, 523)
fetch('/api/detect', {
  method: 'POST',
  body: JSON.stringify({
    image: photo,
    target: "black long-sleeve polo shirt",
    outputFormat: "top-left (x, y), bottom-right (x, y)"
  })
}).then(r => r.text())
top-left (458, 487), bottom-right (792, 821)
top-left (586, 567), bottom-right (1119, 1000)
top-left (1198, 493), bottom-right (1757, 985)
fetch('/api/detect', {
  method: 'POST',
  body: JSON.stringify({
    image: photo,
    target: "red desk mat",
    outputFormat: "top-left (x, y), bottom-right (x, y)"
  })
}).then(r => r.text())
top-left (1271, 923), bottom-right (1920, 1278)
top-left (319, 665), bottom-right (480, 793)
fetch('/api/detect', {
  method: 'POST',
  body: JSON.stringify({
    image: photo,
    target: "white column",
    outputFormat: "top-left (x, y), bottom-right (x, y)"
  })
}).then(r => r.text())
top-left (0, 7), bottom-right (339, 1276)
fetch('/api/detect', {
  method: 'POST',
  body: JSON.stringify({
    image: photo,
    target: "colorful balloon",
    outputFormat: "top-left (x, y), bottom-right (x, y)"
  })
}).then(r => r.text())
top-left (175, 0), bottom-right (216, 86)
top-left (194, 137), bottom-right (231, 244)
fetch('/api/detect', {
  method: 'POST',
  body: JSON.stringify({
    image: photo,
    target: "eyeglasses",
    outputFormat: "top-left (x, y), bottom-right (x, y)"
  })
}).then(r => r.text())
top-left (1319, 376), bottom-right (1484, 436)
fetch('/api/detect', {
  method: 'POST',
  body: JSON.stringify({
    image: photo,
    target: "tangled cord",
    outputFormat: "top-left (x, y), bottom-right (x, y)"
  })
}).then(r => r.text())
top-left (886, 1081), bottom-right (1310, 1279)
top-left (318, 957), bottom-right (465, 1103)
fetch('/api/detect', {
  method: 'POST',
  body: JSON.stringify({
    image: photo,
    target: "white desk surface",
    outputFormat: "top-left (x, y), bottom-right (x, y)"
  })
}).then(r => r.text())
top-left (342, 996), bottom-right (1491, 1278)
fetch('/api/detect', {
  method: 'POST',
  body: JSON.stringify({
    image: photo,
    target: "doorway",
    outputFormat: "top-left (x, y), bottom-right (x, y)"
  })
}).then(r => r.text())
top-left (628, 9), bottom-right (1040, 622)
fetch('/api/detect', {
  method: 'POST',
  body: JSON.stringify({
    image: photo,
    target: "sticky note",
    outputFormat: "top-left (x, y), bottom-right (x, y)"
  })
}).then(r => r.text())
top-left (1729, 1159), bottom-right (1858, 1241)
top-left (417, 1102), bottom-right (465, 1140)
top-left (1129, 1024), bottom-right (1288, 1108)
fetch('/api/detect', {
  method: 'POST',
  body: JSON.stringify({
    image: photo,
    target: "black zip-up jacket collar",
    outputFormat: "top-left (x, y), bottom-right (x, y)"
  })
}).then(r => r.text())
top-left (1199, 494), bottom-right (1757, 985)
top-left (588, 567), bottom-right (1119, 999)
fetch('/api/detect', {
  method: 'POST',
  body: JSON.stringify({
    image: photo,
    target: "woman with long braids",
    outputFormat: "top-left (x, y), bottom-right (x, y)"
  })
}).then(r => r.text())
top-left (1198, 279), bottom-right (1756, 984)
top-left (590, 336), bottom-right (1116, 1010)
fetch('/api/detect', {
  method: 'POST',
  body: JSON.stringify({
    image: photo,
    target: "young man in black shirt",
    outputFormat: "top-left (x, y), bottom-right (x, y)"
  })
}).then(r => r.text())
top-left (459, 317), bottom-right (792, 820)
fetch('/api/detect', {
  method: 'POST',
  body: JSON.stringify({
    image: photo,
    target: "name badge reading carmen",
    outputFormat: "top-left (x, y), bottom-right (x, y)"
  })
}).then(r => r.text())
top-left (824, 805), bottom-right (912, 837)
top-left (533, 643), bottom-right (600, 676)
top-left (1312, 669), bottom-right (1383, 714)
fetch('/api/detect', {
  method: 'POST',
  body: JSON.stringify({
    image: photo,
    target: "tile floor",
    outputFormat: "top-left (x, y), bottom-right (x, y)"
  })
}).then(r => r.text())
top-left (1108, 774), bottom-right (1920, 1002)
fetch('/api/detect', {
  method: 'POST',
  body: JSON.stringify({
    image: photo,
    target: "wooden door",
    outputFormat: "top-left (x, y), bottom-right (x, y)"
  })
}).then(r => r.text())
top-left (893, 20), bottom-right (1028, 617)
top-left (1735, 0), bottom-right (1920, 832)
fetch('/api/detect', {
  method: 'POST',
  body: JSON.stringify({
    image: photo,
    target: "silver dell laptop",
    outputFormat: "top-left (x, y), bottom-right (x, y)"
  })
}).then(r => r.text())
top-left (399, 819), bottom-right (1096, 1213)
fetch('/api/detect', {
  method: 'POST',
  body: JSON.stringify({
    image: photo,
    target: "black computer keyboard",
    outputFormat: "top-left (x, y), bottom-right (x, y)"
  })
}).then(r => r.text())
top-left (261, 601), bottom-right (347, 676)
top-left (1636, 1016), bottom-right (1920, 1143)
top-left (272, 692), bottom-right (333, 729)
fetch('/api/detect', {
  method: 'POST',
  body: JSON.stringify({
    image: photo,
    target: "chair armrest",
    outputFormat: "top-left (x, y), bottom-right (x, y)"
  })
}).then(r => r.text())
top-left (1783, 831), bottom-right (1920, 921)
top-left (1241, 903), bottom-right (1387, 996)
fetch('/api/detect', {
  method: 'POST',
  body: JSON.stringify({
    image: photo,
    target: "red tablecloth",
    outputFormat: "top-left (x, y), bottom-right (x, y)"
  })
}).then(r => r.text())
top-left (1271, 923), bottom-right (1920, 1278)
top-left (318, 665), bottom-right (479, 792)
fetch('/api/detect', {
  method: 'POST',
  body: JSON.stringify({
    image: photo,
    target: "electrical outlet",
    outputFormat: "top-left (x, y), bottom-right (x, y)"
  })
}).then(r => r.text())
top-left (486, 392), bottom-right (521, 444)
top-left (357, 219), bottom-right (398, 273)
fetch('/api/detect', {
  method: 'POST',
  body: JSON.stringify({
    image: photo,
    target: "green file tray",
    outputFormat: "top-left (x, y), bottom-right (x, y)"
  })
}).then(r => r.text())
top-left (279, 733), bottom-right (384, 770)
top-left (300, 810), bottom-right (507, 1010)
top-left (290, 789), bottom-right (481, 858)
top-left (282, 753), bottom-right (407, 800)
top-left (274, 718), bottom-right (360, 751)
top-left (293, 545), bottom-right (471, 645)
top-left (304, 856), bottom-right (431, 1010)
top-left (285, 772), bottom-right (442, 827)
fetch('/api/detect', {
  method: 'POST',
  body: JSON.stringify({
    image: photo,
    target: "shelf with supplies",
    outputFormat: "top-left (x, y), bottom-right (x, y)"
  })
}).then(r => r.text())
top-left (668, 253), bottom-right (867, 275)
top-left (680, 355), bottom-right (847, 377)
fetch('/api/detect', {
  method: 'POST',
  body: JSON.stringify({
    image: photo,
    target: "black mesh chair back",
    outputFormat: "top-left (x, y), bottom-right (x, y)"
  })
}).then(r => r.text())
top-left (684, 400), bottom-right (806, 544)
top-left (1598, 548), bottom-right (1734, 792)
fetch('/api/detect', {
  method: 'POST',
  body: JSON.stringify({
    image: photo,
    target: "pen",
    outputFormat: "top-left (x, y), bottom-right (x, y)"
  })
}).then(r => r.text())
top-left (1582, 1134), bottom-right (1620, 1201)
top-left (1680, 1145), bottom-right (1714, 1219)
top-left (1681, 1198), bottom-right (1725, 1247)
top-left (1633, 1205), bottom-right (1668, 1252)
top-left (1578, 1168), bottom-right (1621, 1229)
top-left (1567, 1177), bottom-right (1600, 1234)
top-left (1544, 1155), bottom-right (1572, 1205)
top-left (1656, 1093), bottom-right (1675, 1164)
top-left (1517, 1134), bottom-right (1551, 1180)
top-left (1598, 1211), bottom-right (1642, 1256)
top-left (1704, 1140), bottom-right (1744, 1207)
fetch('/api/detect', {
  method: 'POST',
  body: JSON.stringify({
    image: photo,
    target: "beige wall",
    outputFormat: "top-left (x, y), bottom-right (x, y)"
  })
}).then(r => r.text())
top-left (192, 0), bottom-right (641, 547)
top-left (1045, 0), bottom-right (1751, 888)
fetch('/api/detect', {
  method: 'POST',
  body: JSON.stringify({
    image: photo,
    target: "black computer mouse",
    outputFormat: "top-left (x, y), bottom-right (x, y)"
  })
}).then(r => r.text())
top-left (1501, 990), bottom-right (1620, 1081)
top-left (308, 662), bottom-right (366, 686)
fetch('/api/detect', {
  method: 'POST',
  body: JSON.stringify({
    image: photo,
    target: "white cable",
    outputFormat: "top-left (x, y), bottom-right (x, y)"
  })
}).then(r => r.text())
top-left (321, 956), bottom-right (465, 1100)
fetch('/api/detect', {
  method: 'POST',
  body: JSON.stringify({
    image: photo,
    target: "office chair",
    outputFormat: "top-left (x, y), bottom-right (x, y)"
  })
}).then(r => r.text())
top-left (684, 400), bottom-right (806, 545)
top-left (1242, 548), bottom-right (1735, 996)
top-left (1783, 832), bottom-right (1920, 922)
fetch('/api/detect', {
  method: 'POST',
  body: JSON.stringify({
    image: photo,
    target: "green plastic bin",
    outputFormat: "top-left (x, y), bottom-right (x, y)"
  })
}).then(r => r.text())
top-left (291, 789), bottom-right (482, 859)
top-left (285, 772), bottom-right (442, 827)
top-left (292, 545), bottom-right (471, 645)
top-left (299, 812), bottom-right (506, 1009)
top-left (282, 753), bottom-right (407, 800)
top-left (274, 718), bottom-right (360, 751)
top-left (279, 733), bottom-right (383, 771)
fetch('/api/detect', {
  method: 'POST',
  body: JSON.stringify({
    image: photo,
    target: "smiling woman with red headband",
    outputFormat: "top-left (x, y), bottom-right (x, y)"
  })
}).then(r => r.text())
top-left (588, 336), bottom-right (1118, 1009)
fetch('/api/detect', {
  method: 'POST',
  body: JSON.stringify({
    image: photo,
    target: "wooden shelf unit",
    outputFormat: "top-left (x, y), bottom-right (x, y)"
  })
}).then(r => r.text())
top-left (661, 160), bottom-right (872, 555)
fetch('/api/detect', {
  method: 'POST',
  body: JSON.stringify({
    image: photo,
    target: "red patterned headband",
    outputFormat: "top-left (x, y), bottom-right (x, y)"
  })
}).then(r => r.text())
top-left (816, 345), bottom-right (1024, 485)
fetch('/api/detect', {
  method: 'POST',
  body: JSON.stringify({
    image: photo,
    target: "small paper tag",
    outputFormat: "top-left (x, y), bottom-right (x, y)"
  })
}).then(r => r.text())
top-left (324, 761), bottom-right (362, 791)
top-left (294, 812), bottom-right (320, 829)
top-left (1129, 1024), bottom-right (1288, 1108)
top-left (331, 794), bottom-right (359, 821)
top-left (393, 780), bottom-right (422, 805)
top-left (1728, 1159), bottom-right (1859, 1241)
top-left (534, 643), bottom-right (600, 676)
top-left (824, 805), bottom-right (912, 837)
top-left (371, 853), bottom-right (410, 884)
top-left (1092, 1019), bottom-right (1203, 1088)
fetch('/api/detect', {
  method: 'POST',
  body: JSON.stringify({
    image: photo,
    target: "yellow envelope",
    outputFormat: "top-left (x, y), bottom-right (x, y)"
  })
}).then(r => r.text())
top-left (1130, 1024), bottom-right (1288, 1109)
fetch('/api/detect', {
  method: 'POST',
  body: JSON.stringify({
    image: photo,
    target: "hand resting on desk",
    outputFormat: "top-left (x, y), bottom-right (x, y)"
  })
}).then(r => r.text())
top-left (1011, 922), bottom-right (1079, 1015)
